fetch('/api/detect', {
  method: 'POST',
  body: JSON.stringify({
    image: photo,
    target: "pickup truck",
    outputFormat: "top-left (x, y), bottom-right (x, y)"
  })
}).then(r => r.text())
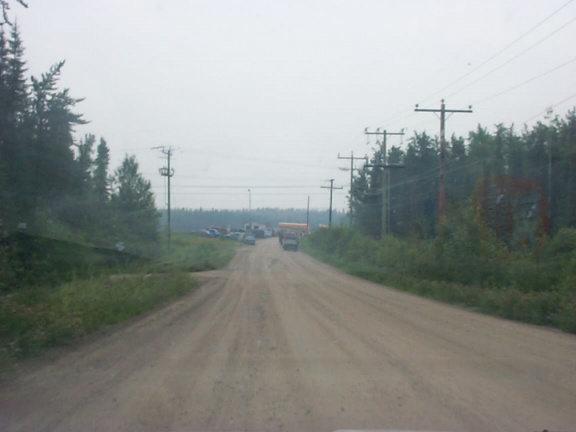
top-left (282, 232), bottom-right (299, 251)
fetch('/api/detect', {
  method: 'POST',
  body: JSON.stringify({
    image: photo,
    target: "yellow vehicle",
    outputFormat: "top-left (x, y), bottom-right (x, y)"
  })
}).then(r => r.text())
top-left (277, 222), bottom-right (308, 234)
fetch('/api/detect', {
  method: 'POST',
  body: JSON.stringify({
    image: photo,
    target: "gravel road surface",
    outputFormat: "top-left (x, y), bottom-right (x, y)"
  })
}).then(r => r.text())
top-left (1, 238), bottom-right (575, 431)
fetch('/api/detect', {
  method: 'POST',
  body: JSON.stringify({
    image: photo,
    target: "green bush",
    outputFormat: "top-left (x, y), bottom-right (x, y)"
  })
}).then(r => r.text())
top-left (152, 233), bottom-right (238, 273)
top-left (0, 272), bottom-right (193, 362)
top-left (304, 227), bottom-right (576, 334)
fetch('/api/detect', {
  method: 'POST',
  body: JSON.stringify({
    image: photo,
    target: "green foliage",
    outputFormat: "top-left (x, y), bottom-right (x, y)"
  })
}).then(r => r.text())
top-left (151, 233), bottom-right (239, 273)
top-left (109, 155), bottom-right (159, 256)
top-left (93, 137), bottom-right (110, 203)
top-left (0, 232), bottom-right (145, 293)
top-left (352, 110), bottom-right (576, 246)
top-left (0, 231), bottom-right (239, 369)
top-left (304, 227), bottom-right (576, 333)
top-left (0, 27), bottom-right (160, 290)
top-left (0, 272), bottom-right (194, 365)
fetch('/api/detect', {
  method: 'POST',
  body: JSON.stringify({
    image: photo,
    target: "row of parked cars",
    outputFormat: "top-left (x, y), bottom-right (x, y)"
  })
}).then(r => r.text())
top-left (222, 231), bottom-right (256, 245)
top-left (194, 227), bottom-right (274, 245)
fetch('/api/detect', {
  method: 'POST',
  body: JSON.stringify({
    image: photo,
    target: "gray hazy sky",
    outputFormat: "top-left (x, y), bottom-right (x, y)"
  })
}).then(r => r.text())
top-left (14, 0), bottom-right (576, 211)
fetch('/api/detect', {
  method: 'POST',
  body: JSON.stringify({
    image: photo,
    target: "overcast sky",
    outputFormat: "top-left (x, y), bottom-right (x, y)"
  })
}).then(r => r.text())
top-left (14, 0), bottom-right (576, 211)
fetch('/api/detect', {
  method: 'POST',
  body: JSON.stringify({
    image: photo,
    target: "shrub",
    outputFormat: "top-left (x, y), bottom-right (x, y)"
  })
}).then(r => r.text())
top-left (305, 227), bottom-right (576, 333)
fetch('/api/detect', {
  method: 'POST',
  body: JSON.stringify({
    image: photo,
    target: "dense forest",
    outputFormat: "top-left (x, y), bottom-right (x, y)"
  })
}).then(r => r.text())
top-left (163, 208), bottom-right (347, 232)
top-left (352, 111), bottom-right (576, 247)
top-left (0, 26), bottom-right (158, 288)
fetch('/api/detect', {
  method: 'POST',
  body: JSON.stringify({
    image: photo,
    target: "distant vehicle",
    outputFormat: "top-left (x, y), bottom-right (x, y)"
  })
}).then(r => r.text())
top-left (224, 232), bottom-right (241, 240)
top-left (282, 231), bottom-right (299, 251)
top-left (243, 234), bottom-right (256, 245)
top-left (278, 222), bottom-right (308, 235)
top-left (245, 222), bottom-right (266, 232)
top-left (194, 229), bottom-right (211, 237)
top-left (207, 228), bottom-right (220, 238)
top-left (264, 230), bottom-right (272, 238)
top-left (253, 229), bottom-right (265, 238)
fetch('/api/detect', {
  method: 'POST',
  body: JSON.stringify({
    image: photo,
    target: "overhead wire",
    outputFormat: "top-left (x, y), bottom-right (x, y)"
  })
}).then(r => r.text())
top-left (163, 185), bottom-right (321, 189)
top-left (472, 56), bottom-right (576, 105)
top-left (445, 15), bottom-right (576, 99)
top-left (374, 0), bottom-right (576, 131)
top-left (167, 192), bottom-right (346, 196)
top-left (419, 0), bottom-right (576, 104)
top-left (523, 91), bottom-right (576, 123)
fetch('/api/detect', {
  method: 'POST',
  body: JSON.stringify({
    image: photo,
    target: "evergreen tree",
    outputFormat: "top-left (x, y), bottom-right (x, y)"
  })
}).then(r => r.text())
top-left (75, 133), bottom-right (95, 194)
top-left (93, 137), bottom-right (110, 203)
top-left (28, 61), bottom-right (85, 222)
top-left (110, 155), bottom-right (159, 253)
top-left (0, 26), bottom-right (29, 227)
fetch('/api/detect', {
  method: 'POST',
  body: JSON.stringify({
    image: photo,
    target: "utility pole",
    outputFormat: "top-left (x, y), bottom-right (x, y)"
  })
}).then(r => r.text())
top-left (248, 189), bottom-right (252, 231)
top-left (321, 179), bottom-right (343, 228)
top-left (547, 140), bottom-right (552, 208)
top-left (338, 151), bottom-right (367, 227)
top-left (364, 160), bottom-right (404, 237)
top-left (364, 128), bottom-right (404, 237)
top-left (154, 146), bottom-right (175, 250)
top-left (415, 99), bottom-right (472, 234)
top-left (306, 195), bottom-right (310, 233)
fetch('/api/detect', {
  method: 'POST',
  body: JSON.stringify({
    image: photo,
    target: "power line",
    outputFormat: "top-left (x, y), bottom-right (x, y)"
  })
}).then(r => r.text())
top-left (420, 0), bottom-right (576, 104)
top-left (164, 192), bottom-right (345, 196)
top-left (473, 56), bottom-right (576, 105)
top-left (153, 185), bottom-right (321, 189)
top-left (446, 15), bottom-right (576, 99)
top-left (376, 1), bottom-right (576, 130)
top-left (181, 149), bottom-right (334, 169)
top-left (523, 91), bottom-right (576, 123)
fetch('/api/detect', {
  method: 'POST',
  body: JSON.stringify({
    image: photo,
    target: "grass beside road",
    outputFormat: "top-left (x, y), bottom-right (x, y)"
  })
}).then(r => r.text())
top-left (150, 232), bottom-right (239, 273)
top-left (301, 228), bottom-right (576, 334)
top-left (0, 233), bottom-right (239, 369)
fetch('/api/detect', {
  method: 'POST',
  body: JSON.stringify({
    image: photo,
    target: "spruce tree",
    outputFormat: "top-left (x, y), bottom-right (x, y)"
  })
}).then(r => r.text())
top-left (110, 155), bottom-right (159, 253)
top-left (93, 137), bottom-right (110, 203)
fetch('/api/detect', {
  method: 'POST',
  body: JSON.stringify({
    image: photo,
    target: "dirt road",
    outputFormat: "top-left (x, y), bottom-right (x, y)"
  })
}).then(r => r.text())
top-left (1, 238), bottom-right (575, 431)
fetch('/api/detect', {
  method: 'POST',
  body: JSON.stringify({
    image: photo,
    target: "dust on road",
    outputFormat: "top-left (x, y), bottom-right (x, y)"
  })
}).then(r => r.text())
top-left (1, 238), bottom-right (575, 431)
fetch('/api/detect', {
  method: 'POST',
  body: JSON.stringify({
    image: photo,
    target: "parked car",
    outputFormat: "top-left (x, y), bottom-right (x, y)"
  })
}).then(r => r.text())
top-left (224, 232), bottom-right (241, 240)
top-left (194, 229), bottom-right (211, 237)
top-left (243, 233), bottom-right (256, 245)
top-left (207, 228), bottom-right (220, 238)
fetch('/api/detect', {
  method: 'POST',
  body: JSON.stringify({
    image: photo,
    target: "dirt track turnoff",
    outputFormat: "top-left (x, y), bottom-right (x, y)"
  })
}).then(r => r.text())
top-left (1, 238), bottom-right (576, 432)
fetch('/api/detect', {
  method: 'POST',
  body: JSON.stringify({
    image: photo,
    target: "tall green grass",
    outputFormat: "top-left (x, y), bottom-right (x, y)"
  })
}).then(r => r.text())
top-left (302, 227), bottom-right (576, 333)
top-left (0, 232), bottom-right (239, 369)
top-left (0, 273), bottom-right (193, 367)
top-left (151, 233), bottom-right (239, 272)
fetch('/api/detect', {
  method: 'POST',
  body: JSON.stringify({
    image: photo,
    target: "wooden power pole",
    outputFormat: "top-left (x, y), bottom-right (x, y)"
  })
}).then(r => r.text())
top-left (364, 128), bottom-right (404, 237)
top-left (415, 100), bottom-right (472, 234)
top-left (321, 179), bottom-right (343, 228)
top-left (338, 151), bottom-right (367, 227)
top-left (154, 146), bottom-right (175, 250)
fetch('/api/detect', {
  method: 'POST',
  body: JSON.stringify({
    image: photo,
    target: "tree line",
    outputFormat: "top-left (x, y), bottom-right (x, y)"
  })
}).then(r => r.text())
top-left (351, 110), bottom-right (576, 248)
top-left (165, 207), bottom-right (347, 232)
top-left (0, 26), bottom-right (158, 288)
